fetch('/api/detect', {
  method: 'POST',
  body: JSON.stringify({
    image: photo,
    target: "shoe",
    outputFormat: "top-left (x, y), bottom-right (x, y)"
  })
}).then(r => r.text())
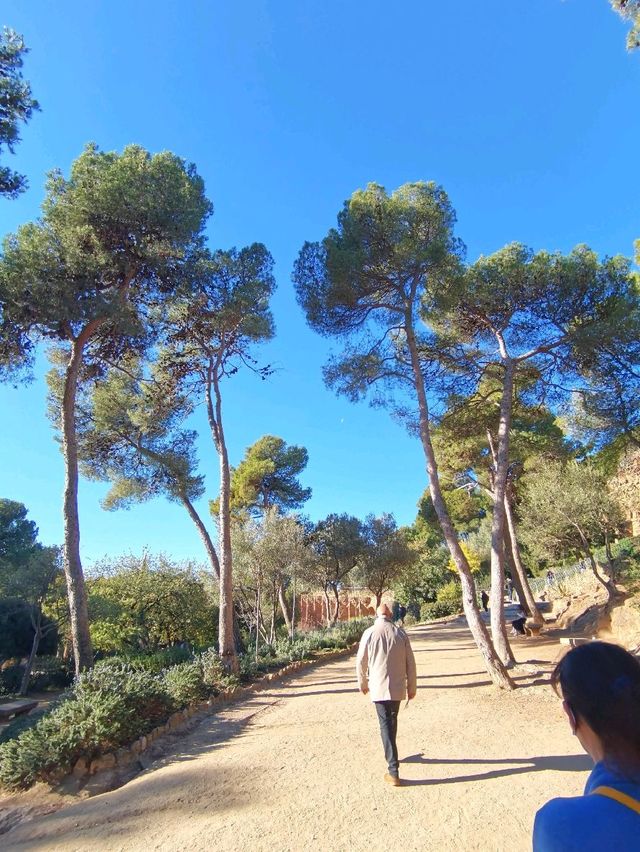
top-left (384, 772), bottom-right (401, 787)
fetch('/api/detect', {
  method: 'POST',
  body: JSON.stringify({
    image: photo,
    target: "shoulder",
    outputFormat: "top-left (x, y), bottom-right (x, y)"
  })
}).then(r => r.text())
top-left (534, 792), bottom-right (634, 852)
top-left (359, 625), bottom-right (374, 643)
top-left (533, 797), bottom-right (588, 851)
top-left (395, 626), bottom-right (411, 643)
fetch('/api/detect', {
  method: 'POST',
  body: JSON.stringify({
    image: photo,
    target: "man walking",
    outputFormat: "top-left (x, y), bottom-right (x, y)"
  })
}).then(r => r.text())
top-left (356, 603), bottom-right (417, 787)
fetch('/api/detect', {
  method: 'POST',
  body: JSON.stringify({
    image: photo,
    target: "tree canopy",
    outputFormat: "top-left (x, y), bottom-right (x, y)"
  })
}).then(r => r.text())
top-left (215, 435), bottom-right (311, 517)
top-left (0, 28), bottom-right (39, 198)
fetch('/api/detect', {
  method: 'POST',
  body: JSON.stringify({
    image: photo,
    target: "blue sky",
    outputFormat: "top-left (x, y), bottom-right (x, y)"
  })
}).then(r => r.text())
top-left (1, 1), bottom-right (639, 567)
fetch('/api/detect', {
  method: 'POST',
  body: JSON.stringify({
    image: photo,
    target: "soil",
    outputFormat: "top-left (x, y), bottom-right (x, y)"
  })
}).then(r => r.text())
top-left (2, 616), bottom-right (591, 852)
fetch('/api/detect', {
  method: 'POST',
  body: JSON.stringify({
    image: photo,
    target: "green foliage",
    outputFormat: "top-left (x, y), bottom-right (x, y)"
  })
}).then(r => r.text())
top-left (163, 661), bottom-right (208, 706)
top-left (0, 598), bottom-right (57, 659)
top-left (0, 28), bottom-right (40, 198)
top-left (87, 554), bottom-right (217, 654)
top-left (198, 647), bottom-right (234, 689)
top-left (520, 459), bottom-right (624, 564)
top-left (95, 645), bottom-right (192, 674)
top-left (214, 435), bottom-right (311, 517)
top-left (0, 499), bottom-right (38, 567)
top-left (610, 0), bottom-right (640, 49)
top-left (76, 357), bottom-right (205, 512)
top-left (355, 514), bottom-right (415, 600)
top-left (1, 144), bottom-right (211, 379)
top-left (420, 581), bottom-right (463, 621)
top-left (0, 664), bottom-right (174, 788)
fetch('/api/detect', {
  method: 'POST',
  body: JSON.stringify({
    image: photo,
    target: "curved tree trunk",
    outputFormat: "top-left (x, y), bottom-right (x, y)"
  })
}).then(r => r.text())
top-left (487, 353), bottom-right (516, 667)
top-left (18, 609), bottom-right (42, 696)
top-left (181, 494), bottom-right (221, 580)
top-left (62, 337), bottom-right (94, 674)
top-left (405, 318), bottom-right (514, 689)
top-left (278, 583), bottom-right (292, 634)
top-left (331, 585), bottom-right (340, 626)
top-left (504, 496), bottom-right (543, 624)
top-left (323, 586), bottom-right (331, 628)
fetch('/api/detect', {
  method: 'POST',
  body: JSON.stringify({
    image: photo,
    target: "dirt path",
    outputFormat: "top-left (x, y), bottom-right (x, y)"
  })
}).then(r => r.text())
top-left (5, 619), bottom-right (590, 852)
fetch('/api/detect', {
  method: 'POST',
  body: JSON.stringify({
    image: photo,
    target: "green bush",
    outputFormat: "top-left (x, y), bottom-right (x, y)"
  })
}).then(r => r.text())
top-left (29, 656), bottom-right (73, 691)
top-left (163, 661), bottom-right (207, 706)
top-left (95, 646), bottom-right (192, 674)
top-left (0, 665), bottom-right (174, 789)
top-left (420, 601), bottom-right (455, 621)
top-left (0, 664), bottom-right (23, 696)
top-left (436, 581), bottom-right (463, 611)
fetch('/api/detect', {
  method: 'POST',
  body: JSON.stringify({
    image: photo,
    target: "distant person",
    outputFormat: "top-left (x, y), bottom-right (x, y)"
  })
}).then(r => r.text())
top-left (356, 603), bottom-right (417, 787)
top-left (546, 569), bottom-right (556, 587)
top-left (510, 606), bottom-right (528, 636)
top-left (481, 590), bottom-right (489, 612)
top-left (533, 642), bottom-right (640, 850)
top-left (396, 604), bottom-right (407, 626)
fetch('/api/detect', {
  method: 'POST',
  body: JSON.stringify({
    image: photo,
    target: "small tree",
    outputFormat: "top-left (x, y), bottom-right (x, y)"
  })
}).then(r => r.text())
top-left (357, 514), bottom-right (415, 608)
top-left (214, 435), bottom-right (312, 517)
top-left (306, 513), bottom-right (365, 626)
top-left (232, 509), bottom-right (310, 651)
top-left (0, 145), bottom-right (210, 672)
top-left (0, 500), bottom-right (64, 694)
top-left (87, 554), bottom-right (217, 653)
top-left (520, 460), bottom-right (624, 601)
top-left (161, 244), bottom-right (276, 671)
top-left (0, 28), bottom-right (40, 198)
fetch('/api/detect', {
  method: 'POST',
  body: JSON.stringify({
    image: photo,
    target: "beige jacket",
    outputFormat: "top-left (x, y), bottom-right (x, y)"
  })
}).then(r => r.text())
top-left (356, 616), bottom-right (417, 702)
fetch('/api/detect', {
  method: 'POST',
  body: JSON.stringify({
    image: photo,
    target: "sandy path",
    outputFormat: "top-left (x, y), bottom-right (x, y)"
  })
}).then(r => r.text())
top-left (5, 619), bottom-right (590, 852)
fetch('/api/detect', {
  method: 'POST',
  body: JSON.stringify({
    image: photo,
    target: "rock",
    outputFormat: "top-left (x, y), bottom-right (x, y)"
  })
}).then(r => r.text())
top-left (116, 747), bottom-right (132, 766)
top-left (89, 752), bottom-right (116, 775)
top-left (72, 756), bottom-right (89, 778)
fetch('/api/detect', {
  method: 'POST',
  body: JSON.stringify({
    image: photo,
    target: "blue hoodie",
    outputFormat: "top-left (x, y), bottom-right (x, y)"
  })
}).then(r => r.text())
top-left (533, 761), bottom-right (640, 851)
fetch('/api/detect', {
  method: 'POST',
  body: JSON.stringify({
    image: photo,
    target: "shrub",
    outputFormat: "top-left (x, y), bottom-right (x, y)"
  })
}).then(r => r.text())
top-left (163, 661), bottom-right (207, 706)
top-left (420, 601), bottom-right (456, 621)
top-left (95, 646), bottom-right (192, 674)
top-left (0, 664), bottom-right (23, 696)
top-left (29, 656), bottom-right (74, 691)
top-left (0, 664), bottom-right (174, 789)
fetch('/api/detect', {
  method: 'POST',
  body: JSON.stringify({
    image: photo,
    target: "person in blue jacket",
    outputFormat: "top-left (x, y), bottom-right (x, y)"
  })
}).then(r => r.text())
top-left (533, 641), bottom-right (640, 851)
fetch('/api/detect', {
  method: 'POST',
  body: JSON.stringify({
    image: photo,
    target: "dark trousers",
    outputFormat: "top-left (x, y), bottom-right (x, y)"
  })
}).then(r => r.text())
top-left (374, 700), bottom-right (400, 776)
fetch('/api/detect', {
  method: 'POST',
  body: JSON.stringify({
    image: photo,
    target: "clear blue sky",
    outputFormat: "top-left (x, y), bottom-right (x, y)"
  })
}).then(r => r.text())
top-left (1, 1), bottom-right (639, 567)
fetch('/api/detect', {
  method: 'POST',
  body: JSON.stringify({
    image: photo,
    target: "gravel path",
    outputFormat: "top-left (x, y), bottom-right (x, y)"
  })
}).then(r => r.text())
top-left (5, 619), bottom-right (590, 851)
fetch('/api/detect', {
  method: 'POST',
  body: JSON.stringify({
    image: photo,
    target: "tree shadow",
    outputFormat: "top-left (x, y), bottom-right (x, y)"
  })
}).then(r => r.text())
top-left (399, 752), bottom-right (592, 786)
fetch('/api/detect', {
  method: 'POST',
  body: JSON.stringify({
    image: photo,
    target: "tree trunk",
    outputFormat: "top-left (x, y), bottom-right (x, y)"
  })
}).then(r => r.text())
top-left (504, 496), bottom-right (544, 624)
top-left (62, 338), bottom-right (94, 674)
top-left (255, 579), bottom-right (261, 662)
top-left (181, 494), bottom-right (220, 580)
top-left (487, 352), bottom-right (516, 667)
top-left (405, 316), bottom-right (514, 689)
top-left (331, 585), bottom-right (340, 626)
top-left (208, 371), bottom-right (238, 673)
top-left (323, 586), bottom-right (331, 628)
top-left (278, 583), bottom-right (292, 634)
top-left (18, 609), bottom-right (42, 696)
top-left (375, 590), bottom-right (382, 609)
top-left (290, 573), bottom-right (297, 640)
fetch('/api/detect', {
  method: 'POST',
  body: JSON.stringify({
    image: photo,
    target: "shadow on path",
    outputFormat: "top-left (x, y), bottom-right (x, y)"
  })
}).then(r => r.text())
top-left (399, 752), bottom-right (592, 786)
